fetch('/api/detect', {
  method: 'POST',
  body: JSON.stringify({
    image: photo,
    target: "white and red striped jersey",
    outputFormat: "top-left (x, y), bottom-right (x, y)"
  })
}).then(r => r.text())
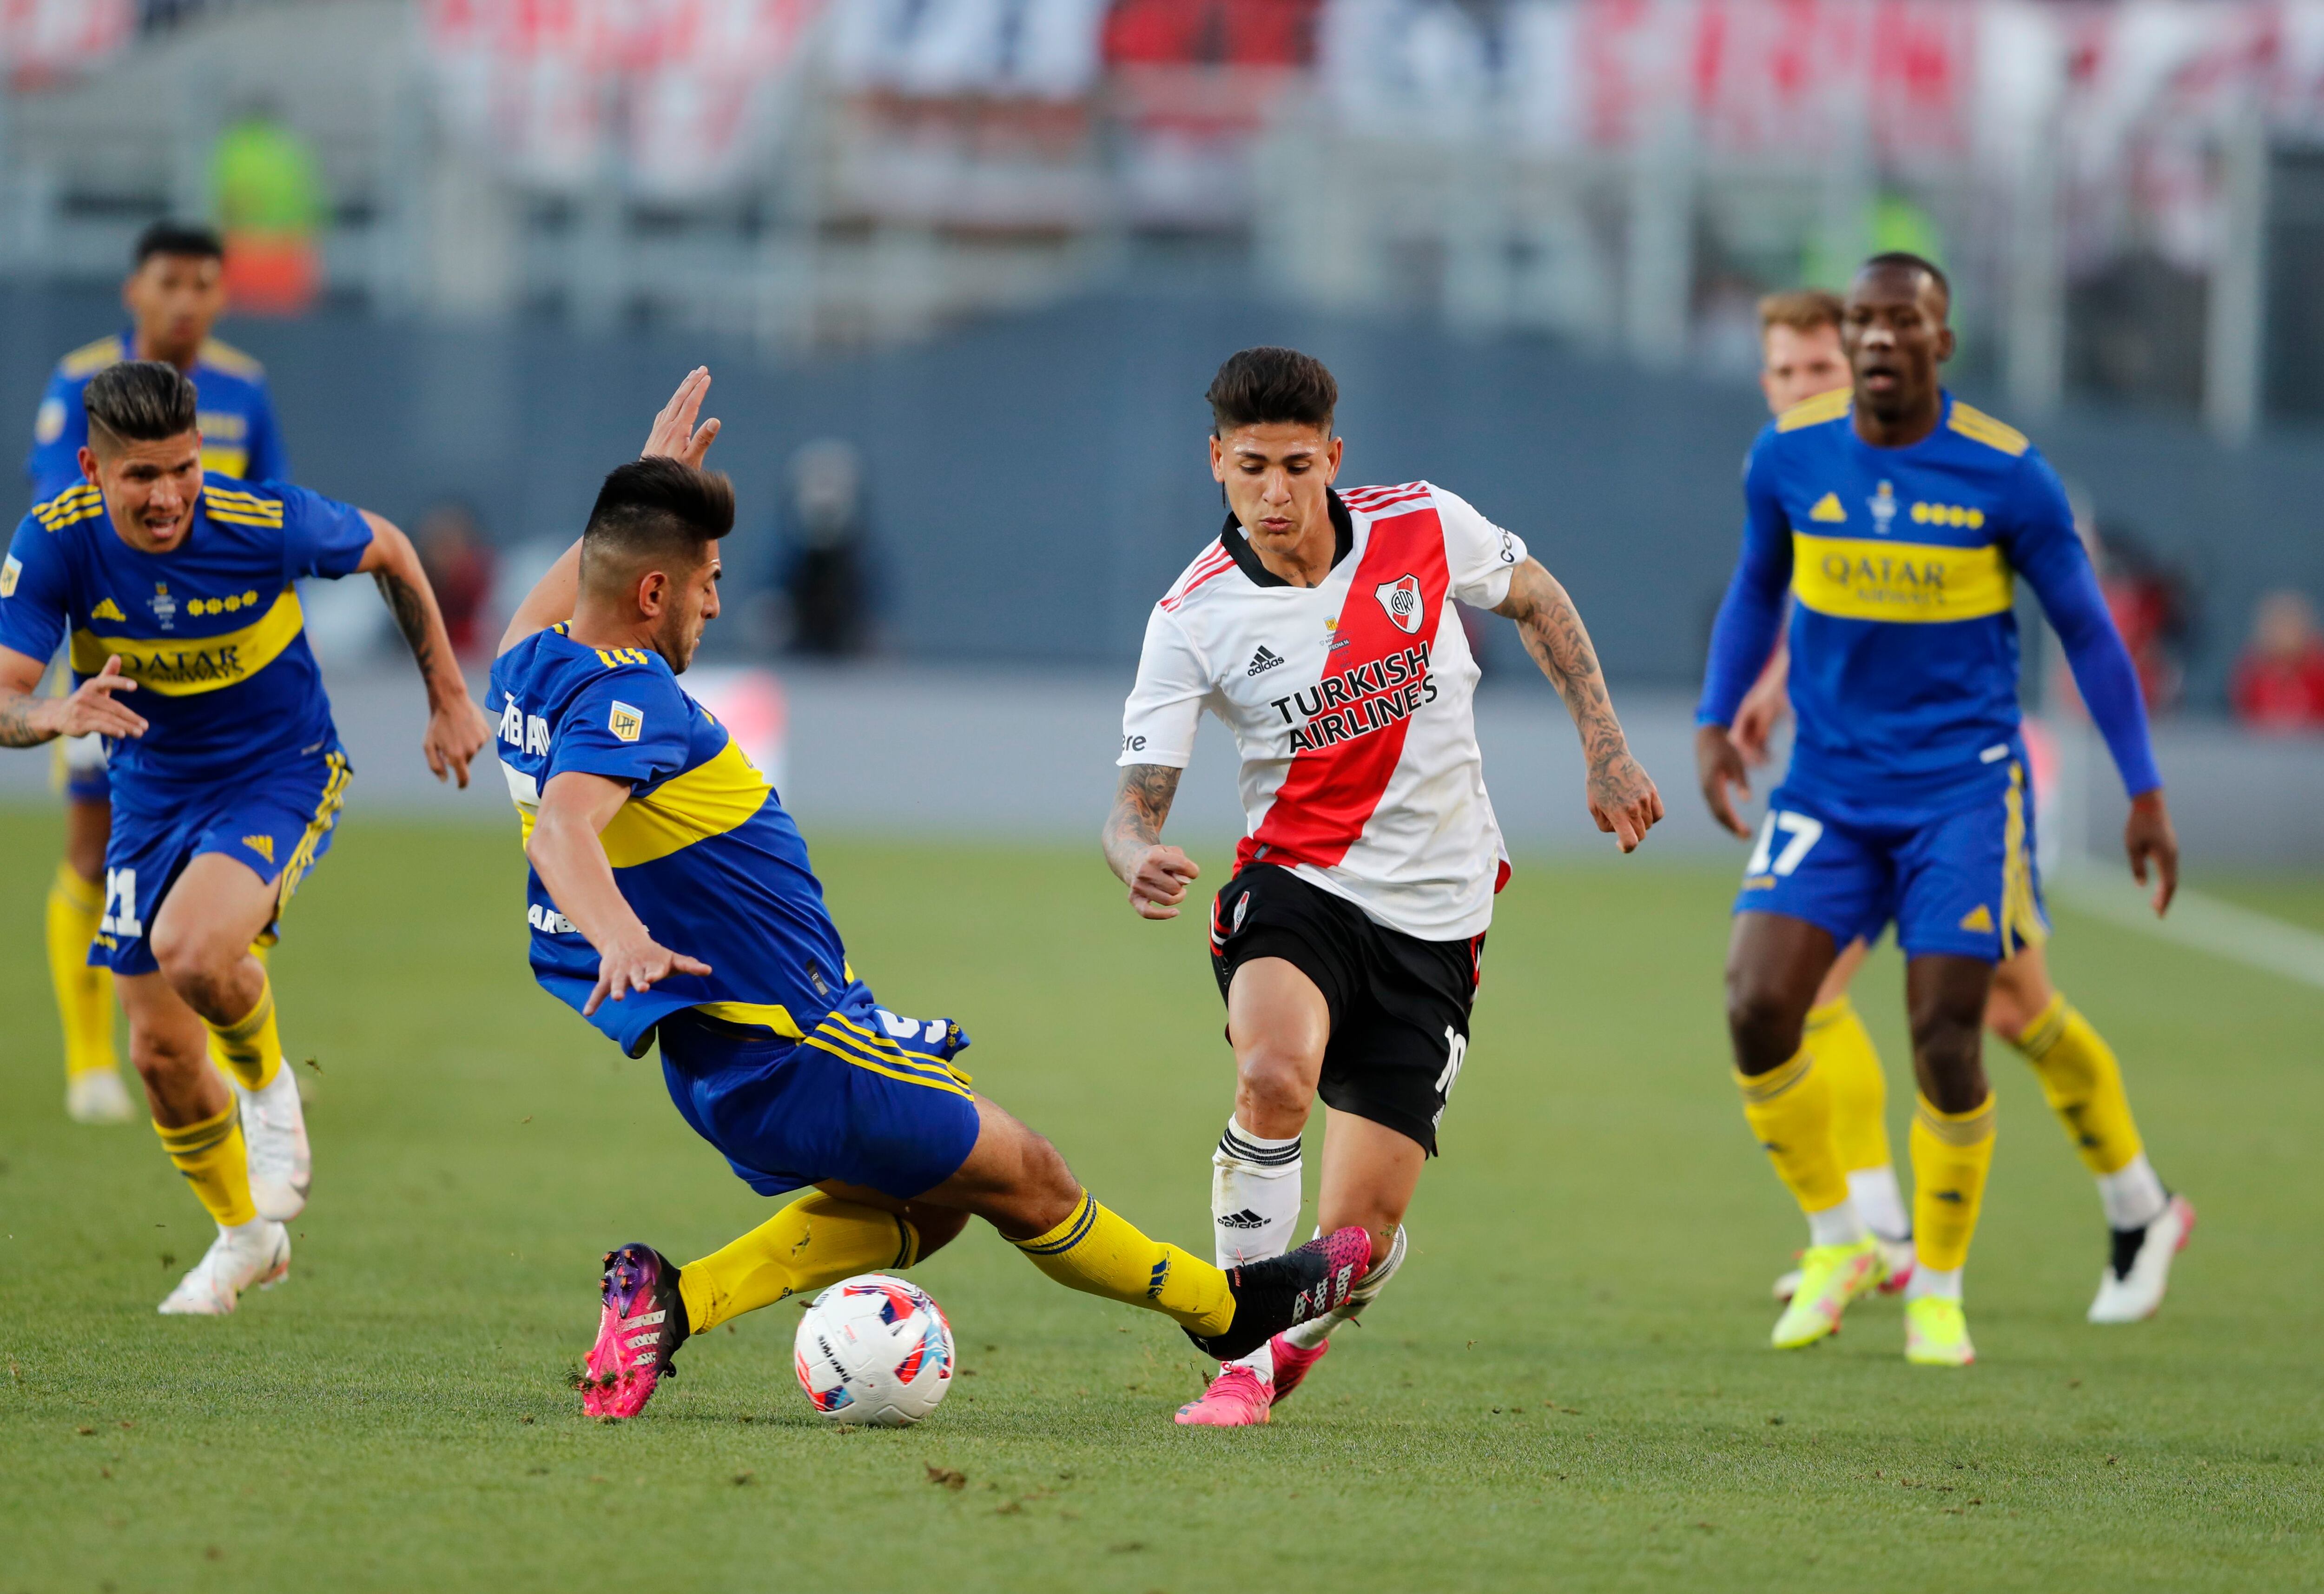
top-left (1119, 482), bottom-right (1525, 941)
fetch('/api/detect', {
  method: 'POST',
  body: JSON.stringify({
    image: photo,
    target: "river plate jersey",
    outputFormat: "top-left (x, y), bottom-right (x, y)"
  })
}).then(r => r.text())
top-left (28, 332), bottom-right (288, 501)
top-left (1120, 483), bottom-right (1524, 942)
top-left (0, 474), bottom-right (370, 784)
top-left (1696, 389), bottom-right (2160, 819)
top-left (490, 626), bottom-right (859, 1057)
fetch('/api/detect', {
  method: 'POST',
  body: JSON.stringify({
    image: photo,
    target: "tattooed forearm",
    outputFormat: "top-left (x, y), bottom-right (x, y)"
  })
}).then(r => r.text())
top-left (1496, 559), bottom-right (1630, 776)
top-left (0, 691), bottom-right (49, 747)
top-left (374, 569), bottom-right (439, 679)
top-left (1102, 762), bottom-right (1182, 882)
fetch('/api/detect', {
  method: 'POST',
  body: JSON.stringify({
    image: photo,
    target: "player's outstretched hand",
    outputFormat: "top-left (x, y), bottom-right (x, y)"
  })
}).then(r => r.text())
top-left (2125, 790), bottom-right (2179, 917)
top-left (641, 366), bottom-right (721, 467)
top-left (423, 693), bottom-right (492, 788)
top-left (1125, 844), bottom-right (1200, 920)
top-left (1587, 747), bottom-right (1664, 853)
top-left (57, 656), bottom-right (148, 740)
top-left (1694, 722), bottom-right (1754, 840)
top-left (586, 935), bottom-right (713, 1016)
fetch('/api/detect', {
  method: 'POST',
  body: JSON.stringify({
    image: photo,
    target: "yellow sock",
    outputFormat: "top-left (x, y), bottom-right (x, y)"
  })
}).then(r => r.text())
top-left (46, 863), bottom-right (115, 1079)
top-left (679, 1193), bottom-right (921, 1333)
top-left (2009, 994), bottom-right (2142, 1176)
top-left (1910, 1093), bottom-right (1996, 1273)
top-left (205, 975), bottom-right (282, 1092)
top-left (1806, 995), bottom-right (1890, 1175)
top-left (1009, 1190), bottom-right (1232, 1335)
top-left (1734, 1050), bottom-right (1849, 1218)
top-left (154, 1105), bottom-right (257, 1227)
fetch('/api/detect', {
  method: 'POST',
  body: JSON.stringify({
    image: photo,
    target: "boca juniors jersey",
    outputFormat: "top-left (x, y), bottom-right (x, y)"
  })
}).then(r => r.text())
top-left (1119, 483), bottom-right (1525, 942)
top-left (28, 331), bottom-right (289, 501)
top-left (490, 625), bottom-right (859, 1056)
top-left (1696, 389), bottom-right (2161, 816)
top-left (0, 474), bottom-right (370, 785)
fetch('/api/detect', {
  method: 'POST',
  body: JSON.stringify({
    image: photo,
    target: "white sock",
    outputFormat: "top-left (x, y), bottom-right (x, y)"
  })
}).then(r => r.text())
top-left (1213, 1117), bottom-right (1301, 1379)
top-left (1806, 1197), bottom-right (1868, 1249)
top-left (221, 1216), bottom-right (270, 1244)
top-left (1907, 1264), bottom-right (1963, 1302)
top-left (1846, 1166), bottom-right (1911, 1244)
top-left (2097, 1152), bottom-right (2168, 1231)
top-left (1282, 1224), bottom-right (1407, 1350)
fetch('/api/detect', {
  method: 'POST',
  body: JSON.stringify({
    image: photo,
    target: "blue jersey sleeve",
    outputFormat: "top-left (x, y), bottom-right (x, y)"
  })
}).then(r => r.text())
top-left (2001, 454), bottom-right (2163, 797)
top-left (551, 668), bottom-right (694, 789)
top-left (243, 379), bottom-right (290, 484)
top-left (0, 517), bottom-right (71, 664)
top-left (276, 484), bottom-right (373, 580)
top-left (26, 371), bottom-right (88, 504)
top-left (1696, 434), bottom-right (1793, 726)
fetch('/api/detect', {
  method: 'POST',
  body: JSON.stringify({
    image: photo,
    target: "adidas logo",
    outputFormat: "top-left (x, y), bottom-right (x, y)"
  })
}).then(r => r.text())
top-left (1246, 646), bottom-right (1285, 677)
top-left (1216, 1209), bottom-right (1268, 1230)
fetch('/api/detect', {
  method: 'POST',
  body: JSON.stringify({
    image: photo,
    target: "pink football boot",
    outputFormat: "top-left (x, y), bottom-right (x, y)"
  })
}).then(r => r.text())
top-left (577, 1243), bottom-right (691, 1420)
top-left (1265, 1334), bottom-right (1331, 1404)
top-left (1174, 1363), bottom-right (1272, 1427)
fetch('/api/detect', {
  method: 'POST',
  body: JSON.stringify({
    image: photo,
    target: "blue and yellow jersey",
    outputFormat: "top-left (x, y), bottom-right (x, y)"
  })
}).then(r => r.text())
top-left (1697, 388), bottom-right (2160, 817)
top-left (27, 331), bottom-right (288, 502)
top-left (0, 473), bottom-right (370, 785)
top-left (490, 625), bottom-right (860, 1057)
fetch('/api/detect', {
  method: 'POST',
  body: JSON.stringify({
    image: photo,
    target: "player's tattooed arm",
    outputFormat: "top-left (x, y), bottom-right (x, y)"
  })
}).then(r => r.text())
top-left (1495, 556), bottom-right (1664, 852)
top-left (1103, 763), bottom-right (1201, 920)
top-left (0, 648), bottom-right (146, 746)
top-left (356, 511), bottom-right (492, 788)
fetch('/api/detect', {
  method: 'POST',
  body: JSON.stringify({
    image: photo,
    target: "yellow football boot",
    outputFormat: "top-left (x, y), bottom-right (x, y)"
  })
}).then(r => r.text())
top-left (1904, 1296), bottom-right (1976, 1366)
top-left (1769, 1237), bottom-right (1882, 1349)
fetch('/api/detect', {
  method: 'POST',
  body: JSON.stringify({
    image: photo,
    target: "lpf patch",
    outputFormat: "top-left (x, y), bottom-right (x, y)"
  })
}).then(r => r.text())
top-left (0, 555), bottom-right (18, 599)
top-left (1375, 573), bottom-right (1424, 635)
top-left (608, 701), bottom-right (643, 743)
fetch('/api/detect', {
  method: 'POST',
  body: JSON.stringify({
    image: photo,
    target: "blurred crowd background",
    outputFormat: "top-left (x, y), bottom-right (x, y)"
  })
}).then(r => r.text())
top-left (0, 0), bottom-right (2318, 853)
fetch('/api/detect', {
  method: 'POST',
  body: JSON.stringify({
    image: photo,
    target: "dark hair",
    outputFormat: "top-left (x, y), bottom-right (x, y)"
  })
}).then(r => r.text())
top-left (84, 361), bottom-right (199, 451)
top-left (1758, 288), bottom-right (1844, 335)
top-left (580, 457), bottom-right (736, 591)
top-left (1859, 251), bottom-right (1950, 309)
top-left (133, 221), bottom-right (224, 267)
top-left (1205, 346), bottom-right (1337, 437)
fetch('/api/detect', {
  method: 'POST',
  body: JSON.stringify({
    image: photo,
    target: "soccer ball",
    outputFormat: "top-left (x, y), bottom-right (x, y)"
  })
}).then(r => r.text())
top-left (792, 1273), bottom-right (955, 1427)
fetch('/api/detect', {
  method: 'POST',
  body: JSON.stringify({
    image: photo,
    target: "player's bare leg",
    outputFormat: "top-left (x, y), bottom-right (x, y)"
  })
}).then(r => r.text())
top-left (149, 853), bottom-right (310, 1221)
top-left (584, 1095), bottom-right (1367, 1419)
top-left (1983, 943), bottom-right (2189, 1323)
top-left (1900, 954), bottom-right (1994, 1365)
top-left (1264, 1110), bottom-right (1424, 1404)
top-left (54, 794), bottom-right (132, 1122)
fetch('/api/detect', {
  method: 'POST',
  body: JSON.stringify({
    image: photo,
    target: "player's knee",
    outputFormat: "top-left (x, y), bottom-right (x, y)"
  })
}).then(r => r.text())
top-left (150, 926), bottom-right (241, 1013)
top-left (904, 1203), bottom-right (971, 1261)
top-left (1725, 974), bottom-right (1806, 1074)
top-left (126, 1024), bottom-right (204, 1085)
top-left (1909, 1014), bottom-right (1987, 1113)
top-left (1233, 1046), bottom-right (1318, 1134)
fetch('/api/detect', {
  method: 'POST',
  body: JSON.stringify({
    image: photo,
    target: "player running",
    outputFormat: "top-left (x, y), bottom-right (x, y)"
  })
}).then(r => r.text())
top-left (1731, 289), bottom-right (2193, 1327)
top-left (491, 370), bottom-right (1370, 1422)
top-left (1102, 346), bottom-right (1663, 1427)
top-left (27, 221), bottom-right (293, 1125)
top-left (0, 361), bottom-right (487, 1314)
top-left (1694, 255), bottom-right (2181, 1367)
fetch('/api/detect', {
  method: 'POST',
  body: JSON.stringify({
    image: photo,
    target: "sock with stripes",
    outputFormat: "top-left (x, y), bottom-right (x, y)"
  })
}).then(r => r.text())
top-left (679, 1193), bottom-right (921, 1333)
top-left (1212, 1117), bottom-right (1301, 1380)
top-left (1009, 1190), bottom-right (1232, 1336)
top-left (1735, 1051), bottom-right (1864, 1243)
top-left (1909, 1092), bottom-right (1996, 1277)
top-left (154, 1105), bottom-right (257, 1227)
top-left (46, 863), bottom-right (116, 1080)
top-left (204, 972), bottom-right (282, 1092)
top-left (2007, 994), bottom-right (2165, 1227)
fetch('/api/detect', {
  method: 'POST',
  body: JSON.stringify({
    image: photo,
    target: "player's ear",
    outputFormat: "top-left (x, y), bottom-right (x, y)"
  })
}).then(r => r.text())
top-left (1209, 432), bottom-right (1228, 483)
top-left (1934, 323), bottom-right (1957, 364)
top-left (635, 568), bottom-right (666, 619)
top-left (1323, 435), bottom-right (1343, 481)
top-left (78, 445), bottom-right (101, 487)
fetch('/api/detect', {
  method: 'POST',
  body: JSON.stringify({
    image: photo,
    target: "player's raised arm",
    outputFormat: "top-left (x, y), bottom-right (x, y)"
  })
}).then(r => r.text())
top-left (1494, 556), bottom-right (1663, 852)
top-left (354, 511), bottom-right (491, 787)
top-left (498, 367), bottom-right (722, 655)
top-left (528, 771), bottom-right (713, 1014)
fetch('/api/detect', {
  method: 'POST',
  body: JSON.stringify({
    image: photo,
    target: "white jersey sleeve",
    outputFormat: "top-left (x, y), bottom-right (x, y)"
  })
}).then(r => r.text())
top-left (1118, 604), bottom-right (1213, 768)
top-left (1430, 483), bottom-right (1527, 610)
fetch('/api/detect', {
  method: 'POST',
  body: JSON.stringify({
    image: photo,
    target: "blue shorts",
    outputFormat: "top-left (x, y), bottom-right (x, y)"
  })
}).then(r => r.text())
top-left (657, 993), bottom-right (982, 1201)
top-left (92, 746), bottom-right (353, 976)
top-left (1733, 762), bottom-right (2048, 964)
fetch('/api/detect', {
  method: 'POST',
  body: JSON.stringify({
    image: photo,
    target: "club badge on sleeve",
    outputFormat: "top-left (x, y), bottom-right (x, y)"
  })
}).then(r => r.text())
top-left (609, 701), bottom-right (643, 743)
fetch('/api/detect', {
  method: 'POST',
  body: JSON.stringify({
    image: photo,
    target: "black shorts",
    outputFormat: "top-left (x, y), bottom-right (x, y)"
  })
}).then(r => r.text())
top-left (1208, 863), bottom-right (1484, 1156)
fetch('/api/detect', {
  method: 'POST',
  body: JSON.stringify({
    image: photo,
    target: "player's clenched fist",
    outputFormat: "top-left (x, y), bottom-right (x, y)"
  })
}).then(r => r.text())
top-left (585, 934), bottom-right (714, 1016)
top-left (1587, 747), bottom-right (1664, 853)
top-left (423, 693), bottom-right (492, 789)
top-left (1124, 844), bottom-right (1200, 920)
top-left (54, 655), bottom-right (148, 740)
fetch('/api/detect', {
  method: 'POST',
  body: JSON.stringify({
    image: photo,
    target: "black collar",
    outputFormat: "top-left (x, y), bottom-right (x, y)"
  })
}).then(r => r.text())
top-left (1218, 490), bottom-right (1354, 589)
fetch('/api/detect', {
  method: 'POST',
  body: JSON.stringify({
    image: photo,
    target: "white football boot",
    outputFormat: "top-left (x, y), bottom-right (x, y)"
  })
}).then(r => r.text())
top-left (65, 1069), bottom-right (137, 1124)
top-left (235, 1066), bottom-right (311, 1222)
top-left (2088, 1193), bottom-right (2195, 1324)
top-left (158, 1221), bottom-right (290, 1316)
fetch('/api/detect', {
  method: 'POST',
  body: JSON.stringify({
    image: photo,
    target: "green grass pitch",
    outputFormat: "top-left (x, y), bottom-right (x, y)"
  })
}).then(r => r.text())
top-left (3, 810), bottom-right (2320, 1592)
